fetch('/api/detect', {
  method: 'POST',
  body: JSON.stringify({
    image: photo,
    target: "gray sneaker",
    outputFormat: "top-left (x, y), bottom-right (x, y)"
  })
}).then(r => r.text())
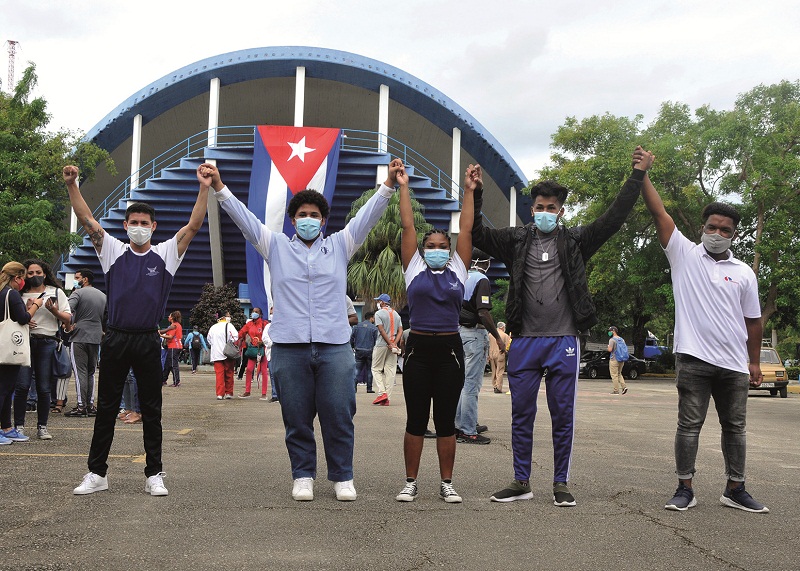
top-left (37, 426), bottom-right (53, 440)
top-left (665, 483), bottom-right (697, 511)
top-left (490, 480), bottom-right (533, 502)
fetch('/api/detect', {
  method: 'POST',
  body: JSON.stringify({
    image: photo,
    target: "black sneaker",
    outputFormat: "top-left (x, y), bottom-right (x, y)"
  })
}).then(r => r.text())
top-left (720, 484), bottom-right (769, 513)
top-left (665, 483), bottom-right (697, 511)
top-left (490, 480), bottom-right (533, 502)
top-left (553, 482), bottom-right (576, 506)
top-left (456, 432), bottom-right (491, 444)
top-left (64, 407), bottom-right (88, 418)
top-left (476, 424), bottom-right (488, 434)
top-left (87, 406), bottom-right (97, 417)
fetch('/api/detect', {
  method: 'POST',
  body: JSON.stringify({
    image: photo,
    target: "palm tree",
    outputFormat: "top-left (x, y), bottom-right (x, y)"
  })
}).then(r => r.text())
top-left (346, 187), bottom-right (431, 308)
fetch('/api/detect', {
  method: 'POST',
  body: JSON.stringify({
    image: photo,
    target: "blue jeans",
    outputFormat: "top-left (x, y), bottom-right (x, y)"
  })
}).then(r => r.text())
top-left (270, 343), bottom-right (355, 481)
top-left (353, 349), bottom-right (373, 391)
top-left (455, 327), bottom-right (489, 435)
top-left (14, 336), bottom-right (56, 428)
top-left (269, 363), bottom-right (278, 399)
top-left (674, 353), bottom-right (749, 482)
top-left (121, 369), bottom-right (140, 413)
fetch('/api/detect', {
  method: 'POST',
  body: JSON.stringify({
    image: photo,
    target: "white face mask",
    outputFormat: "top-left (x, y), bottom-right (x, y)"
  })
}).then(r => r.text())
top-left (701, 232), bottom-right (732, 254)
top-left (127, 226), bottom-right (152, 246)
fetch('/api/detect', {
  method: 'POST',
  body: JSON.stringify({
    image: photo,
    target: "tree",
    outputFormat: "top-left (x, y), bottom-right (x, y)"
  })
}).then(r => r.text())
top-left (346, 187), bottom-right (432, 308)
top-left (189, 283), bottom-right (247, 335)
top-left (0, 63), bottom-right (114, 266)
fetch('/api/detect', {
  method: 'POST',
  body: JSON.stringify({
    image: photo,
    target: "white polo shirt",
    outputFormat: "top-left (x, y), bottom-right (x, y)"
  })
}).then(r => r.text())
top-left (665, 227), bottom-right (761, 374)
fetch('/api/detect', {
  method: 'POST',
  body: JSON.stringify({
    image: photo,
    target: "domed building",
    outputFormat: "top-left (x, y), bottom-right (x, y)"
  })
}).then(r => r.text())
top-left (63, 46), bottom-right (530, 316)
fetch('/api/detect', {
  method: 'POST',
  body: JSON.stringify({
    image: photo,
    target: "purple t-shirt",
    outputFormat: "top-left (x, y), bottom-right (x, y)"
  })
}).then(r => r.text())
top-left (404, 251), bottom-right (467, 332)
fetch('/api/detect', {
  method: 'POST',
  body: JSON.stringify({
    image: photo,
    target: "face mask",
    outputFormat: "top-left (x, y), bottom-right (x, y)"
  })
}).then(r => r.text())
top-left (701, 232), bottom-right (731, 254)
top-left (250, 312), bottom-right (260, 320)
top-left (127, 226), bottom-right (152, 246)
top-left (295, 218), bottom-right (321, 241)
top-left (27, 275), bottom-right (45, 288)
top-left (225, 317), bottom-right (231, 323)
top-left (73, 279), bottom-right (82, 289)
top-left (534, 212), bottom-right (558, 234)
top-left (424, 249), bottom-right (450, 269)
top-left (193, 329), bottom-right (199, 333)
top-left (608, 331), bottom-right (614, 337)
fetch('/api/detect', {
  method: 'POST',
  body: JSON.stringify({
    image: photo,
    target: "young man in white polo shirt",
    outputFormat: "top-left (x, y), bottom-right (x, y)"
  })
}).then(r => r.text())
top-left (637, 147), bottom-right (768, 514)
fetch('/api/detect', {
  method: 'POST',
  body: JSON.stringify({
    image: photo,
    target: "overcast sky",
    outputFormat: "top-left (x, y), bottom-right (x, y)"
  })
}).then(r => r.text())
top-left (4, 0), bottom-right (800, 180)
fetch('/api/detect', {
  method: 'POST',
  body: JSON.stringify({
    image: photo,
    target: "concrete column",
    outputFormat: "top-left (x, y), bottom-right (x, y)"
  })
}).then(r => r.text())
top-left (509, 186), bottom-right (517, 227)
top-left (294, 66), bottom-right (306, 127)
top-left (130, 114), bottom-right (142, 192)
top-left (208, 77), bottom-right (220, 147)
top-left (450, 128), bottom-right (461, 201)
top-left (376, 84), bottom-right (390, 185)
top-left (206, 77), bottom-right (225, 287)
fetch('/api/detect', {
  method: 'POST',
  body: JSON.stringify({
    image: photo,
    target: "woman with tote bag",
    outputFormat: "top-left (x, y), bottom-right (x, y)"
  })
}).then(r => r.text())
top-left (0, 262), bottom-right (44, 445)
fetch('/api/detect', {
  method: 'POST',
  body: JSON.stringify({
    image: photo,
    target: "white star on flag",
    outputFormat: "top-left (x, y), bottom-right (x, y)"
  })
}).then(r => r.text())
top-left (287, 137), bottom-right (316, 162)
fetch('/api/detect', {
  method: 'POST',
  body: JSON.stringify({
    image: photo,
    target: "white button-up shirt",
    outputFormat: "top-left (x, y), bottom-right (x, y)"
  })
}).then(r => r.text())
top-left (215, 184), bottom-right (394, 344)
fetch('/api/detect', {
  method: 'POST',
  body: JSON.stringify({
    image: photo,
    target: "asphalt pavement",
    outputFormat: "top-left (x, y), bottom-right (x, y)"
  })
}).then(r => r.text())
top-left (2, 368), bottom-right (799, 571)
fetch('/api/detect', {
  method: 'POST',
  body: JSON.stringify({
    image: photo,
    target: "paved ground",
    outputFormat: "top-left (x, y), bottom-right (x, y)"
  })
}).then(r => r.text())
top-left (2, 368), bottom-right (798, 571)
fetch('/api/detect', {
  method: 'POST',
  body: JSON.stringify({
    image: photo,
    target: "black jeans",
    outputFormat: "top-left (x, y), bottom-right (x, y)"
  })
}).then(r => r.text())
top-left (161, 348), bottom-right (181, 386)
top-left (88, 328), bottom-right (164, 477)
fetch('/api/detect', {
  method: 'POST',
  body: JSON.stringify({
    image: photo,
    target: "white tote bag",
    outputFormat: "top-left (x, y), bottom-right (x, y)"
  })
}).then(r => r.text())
top-left (0, 289), bottom-right (30, 366)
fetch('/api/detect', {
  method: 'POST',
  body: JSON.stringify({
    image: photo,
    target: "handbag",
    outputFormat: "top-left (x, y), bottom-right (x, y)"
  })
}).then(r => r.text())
top-left (244, 345), bottom-right (260, 360)
top-left (0, 289), bottom-right (30, 366)
top-left (223, 324), bottom-right (241, 364)
top-left (52, 327), bottom-right (73, 378)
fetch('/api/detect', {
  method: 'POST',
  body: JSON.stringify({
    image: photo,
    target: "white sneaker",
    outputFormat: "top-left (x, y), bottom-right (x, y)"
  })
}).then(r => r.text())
top-left (73, 472), bottom-right (109, 495)
top-left (37, 426), bottom-right (53, 440)
top-left (216, 395), bottom-right (223, 400)
top-left (292, 477), bottom-right (314, 501)
top-left (334, 480), bottom-right (357, 501)
top-left (145, 472), bottom-right (169, 496)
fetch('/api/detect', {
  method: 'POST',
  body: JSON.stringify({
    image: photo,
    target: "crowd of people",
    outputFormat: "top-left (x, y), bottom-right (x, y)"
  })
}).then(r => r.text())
top-left (0, 147), bottom-right (769, 514)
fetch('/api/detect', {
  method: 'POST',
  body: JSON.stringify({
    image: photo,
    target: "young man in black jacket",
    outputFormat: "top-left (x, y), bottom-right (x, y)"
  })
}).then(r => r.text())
top-left (473, 148), bottom-right (653, 506)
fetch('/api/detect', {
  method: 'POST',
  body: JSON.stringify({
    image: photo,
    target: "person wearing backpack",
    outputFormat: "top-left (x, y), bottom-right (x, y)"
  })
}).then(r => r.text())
top-left (184, 326), bottom-right (209, 375)
top-left (607, 326), bottom-right (629, 395)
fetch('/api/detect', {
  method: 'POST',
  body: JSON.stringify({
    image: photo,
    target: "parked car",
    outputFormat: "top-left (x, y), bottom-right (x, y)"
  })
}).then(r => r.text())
top-left (751, 347), bottom-right (788, 398)
top-left (579, 350), bottom-right (648, 380)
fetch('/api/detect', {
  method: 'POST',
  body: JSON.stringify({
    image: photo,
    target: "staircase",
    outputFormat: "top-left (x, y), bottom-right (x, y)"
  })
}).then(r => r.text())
top-left (61, 146), bottom-right (463, 318)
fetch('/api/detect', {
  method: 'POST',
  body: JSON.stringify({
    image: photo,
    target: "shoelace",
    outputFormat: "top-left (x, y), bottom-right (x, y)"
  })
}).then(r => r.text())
top-left (297, 479), bottom-right (313, 491)
top-left (400, 482), bottom-right (417, 496)
top-left (150, 472), bottom-right (166, 488)
top-left (441, 482), bottom-right (457, 497)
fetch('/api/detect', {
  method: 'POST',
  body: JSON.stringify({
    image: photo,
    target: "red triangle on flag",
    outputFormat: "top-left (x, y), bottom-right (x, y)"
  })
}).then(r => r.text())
top-left (258, 126), bottom-right (341, 194)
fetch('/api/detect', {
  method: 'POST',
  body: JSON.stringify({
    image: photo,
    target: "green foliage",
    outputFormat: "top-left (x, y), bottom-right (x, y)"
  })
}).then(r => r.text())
top-left (0, 63), bottom-right (115, 266)
top-left (490, 278), bottom-right (509, 324)
top-left (346, 187), bottom-right (431, 308)
top-left (189, 283), bottom-right (247, 335)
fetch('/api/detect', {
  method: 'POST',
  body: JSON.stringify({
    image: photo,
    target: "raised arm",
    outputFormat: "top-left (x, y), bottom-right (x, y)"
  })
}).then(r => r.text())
top-left (63, 166), bottom-right (104, 253)
top-left (396, 160), bottom-right (418, 270)
top-left (172, 167), bottom-right (211, 257)
top-left (634, 146), bottom-right (675, 248)
top-left (456, 164), bottom-right (479, 268)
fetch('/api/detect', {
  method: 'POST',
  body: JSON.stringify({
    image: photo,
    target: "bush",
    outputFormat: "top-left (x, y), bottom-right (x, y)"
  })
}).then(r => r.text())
top-left (647, 347), bottom-right (675, 375)
top-left (786, 367), bottom-right (800, 381)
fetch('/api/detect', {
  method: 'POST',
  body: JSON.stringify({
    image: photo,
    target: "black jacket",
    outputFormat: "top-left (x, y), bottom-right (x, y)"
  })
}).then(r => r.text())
top-left (472, 169), bottom-right (645, 336)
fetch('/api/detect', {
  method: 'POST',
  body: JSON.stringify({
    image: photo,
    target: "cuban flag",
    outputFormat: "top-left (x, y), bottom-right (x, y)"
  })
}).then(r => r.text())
top-left (246, 125), bottom-right (343, 314)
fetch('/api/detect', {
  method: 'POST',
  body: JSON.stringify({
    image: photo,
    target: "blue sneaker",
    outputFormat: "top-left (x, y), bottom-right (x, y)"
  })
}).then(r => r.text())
top-left (665, 483), bottom-right (697, 511)
top-left (0, 433), bottom-right (12, 445)
top-left (4, 428), bottom-right (30, 442)
top-left (720, 484), bottom-right (769, 513)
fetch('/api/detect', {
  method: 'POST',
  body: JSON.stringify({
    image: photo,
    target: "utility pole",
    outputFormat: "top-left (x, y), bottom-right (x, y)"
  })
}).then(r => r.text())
top-left (6, 40), bottom-right (19, 93)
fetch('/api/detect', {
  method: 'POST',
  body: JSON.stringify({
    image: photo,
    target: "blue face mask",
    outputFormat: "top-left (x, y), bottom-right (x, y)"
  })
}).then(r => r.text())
top-left (295, 217), bottom-right (321, 241)
top-left (250, 312), bottom-right (260, 320)
top-left (423, 249), bottom-right (450, 269)
top-left (534, 211), bottom-right (559, 234)
top-left (73, 280), bottom-right (82, 290)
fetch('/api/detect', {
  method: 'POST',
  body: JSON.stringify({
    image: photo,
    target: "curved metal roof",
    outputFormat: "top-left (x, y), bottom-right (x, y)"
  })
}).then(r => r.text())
top-left (85, 46), bottom-right (528, 191)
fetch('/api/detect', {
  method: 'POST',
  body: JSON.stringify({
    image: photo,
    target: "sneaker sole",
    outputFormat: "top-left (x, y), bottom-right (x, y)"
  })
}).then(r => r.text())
top-left (292, 493), bottom-right (314, 501)
top-left (146, 487), bottom-right (168, 496)
top-left (440, 495), bottom-right (462, 503)
top-left (665, 497), bottom-right (697, 511)
top-left (553, 497), bottom-right (577, 507)
top-left (395, 494), bottom-right (416, 502)
top-left (490, 492), bottom-right (533, 503)
top-left (719, 495), bottom-right (769, 513)
top-left (73, 484), bottom-right (108, 495)
top-left (336, 494), bottom-right (357, 501)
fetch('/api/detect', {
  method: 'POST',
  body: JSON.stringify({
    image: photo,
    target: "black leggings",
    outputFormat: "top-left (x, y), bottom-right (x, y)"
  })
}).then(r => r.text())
top-left (402, 333), bottom-right (464, 437)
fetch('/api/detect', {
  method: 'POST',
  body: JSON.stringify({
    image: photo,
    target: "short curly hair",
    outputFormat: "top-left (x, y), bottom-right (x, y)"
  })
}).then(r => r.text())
top-left (288, 190), bottom-right (330, 219)
top-left (530, 180), bottom-right (569, 207)
top-left (702, 202), bottom-right (740, 227)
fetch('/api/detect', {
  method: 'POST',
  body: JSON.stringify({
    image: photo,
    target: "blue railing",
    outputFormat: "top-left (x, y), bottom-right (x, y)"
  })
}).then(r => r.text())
top-left (57, 127), bottom-right (494, 273)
